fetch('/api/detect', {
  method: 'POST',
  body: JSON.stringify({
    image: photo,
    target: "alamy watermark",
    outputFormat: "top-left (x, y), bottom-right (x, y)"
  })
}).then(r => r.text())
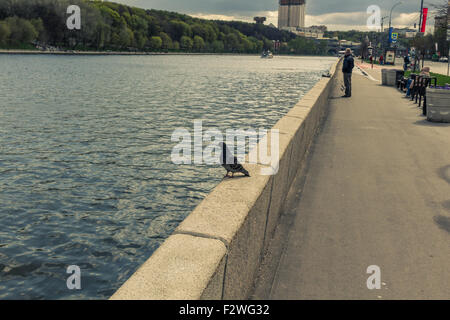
top-left (66, 265), bottom-right (81, 290)
top-left (66, 5), bottom-right (81, 30)
top-left (171, 121), bottom-right (280, 176)
top-left (367, 5), bottom-right (382, 30)
top-left (366, 265), bottom-right (381, 290)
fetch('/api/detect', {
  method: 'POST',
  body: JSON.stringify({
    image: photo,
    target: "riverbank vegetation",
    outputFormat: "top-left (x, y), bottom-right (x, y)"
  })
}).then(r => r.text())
top-left (0, 0), bottom-right (330, 55)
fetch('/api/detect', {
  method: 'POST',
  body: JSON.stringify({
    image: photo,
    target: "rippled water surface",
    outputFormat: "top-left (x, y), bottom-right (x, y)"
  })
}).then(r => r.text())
top-left (0, 54), bottom-right (336, 299)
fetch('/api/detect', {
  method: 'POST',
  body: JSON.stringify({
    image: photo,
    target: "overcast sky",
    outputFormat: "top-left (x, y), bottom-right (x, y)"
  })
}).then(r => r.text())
top-left (114, 0), bottom-right (444, 31)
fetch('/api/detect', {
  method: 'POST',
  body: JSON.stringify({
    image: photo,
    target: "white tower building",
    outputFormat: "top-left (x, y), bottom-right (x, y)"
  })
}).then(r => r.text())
top-left (278, 0), bottom-right (306, 29)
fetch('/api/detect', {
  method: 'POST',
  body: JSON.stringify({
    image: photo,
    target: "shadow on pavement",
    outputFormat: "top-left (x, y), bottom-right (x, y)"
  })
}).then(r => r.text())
top-left (434, 215), bottom-right (450, 234)
top-left (442, 200), bottom-right (450, 211)
top-left (437, 165), bottom-right (450, 184)
top-left (413, 119), bottom-right (450, 127)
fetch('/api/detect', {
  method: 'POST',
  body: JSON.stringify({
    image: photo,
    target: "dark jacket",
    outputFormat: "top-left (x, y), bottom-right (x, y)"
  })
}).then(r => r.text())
top-left (342, 54), bottom-right (354, 73)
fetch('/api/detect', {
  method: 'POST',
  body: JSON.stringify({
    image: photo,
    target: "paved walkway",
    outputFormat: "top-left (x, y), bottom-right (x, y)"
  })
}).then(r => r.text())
top-left (268, 71), bottom-right (450, 299)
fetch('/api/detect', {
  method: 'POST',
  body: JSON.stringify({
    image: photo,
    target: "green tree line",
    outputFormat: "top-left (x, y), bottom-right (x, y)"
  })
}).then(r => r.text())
top-left (0, 0), bottom-right (331, 55)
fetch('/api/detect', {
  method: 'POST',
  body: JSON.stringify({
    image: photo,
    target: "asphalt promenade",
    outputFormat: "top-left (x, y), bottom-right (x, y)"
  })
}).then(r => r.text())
top-left (261, 68), bottom-right (450, 300)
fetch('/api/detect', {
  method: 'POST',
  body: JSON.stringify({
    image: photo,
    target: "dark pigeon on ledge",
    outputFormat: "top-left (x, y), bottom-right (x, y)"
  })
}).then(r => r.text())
top-left (219, 142), bottom-right (250, 178)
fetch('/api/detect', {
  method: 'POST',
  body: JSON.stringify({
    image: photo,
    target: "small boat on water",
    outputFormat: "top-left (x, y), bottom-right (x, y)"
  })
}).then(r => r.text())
top-left (261, 50), bottom-right (274, 59)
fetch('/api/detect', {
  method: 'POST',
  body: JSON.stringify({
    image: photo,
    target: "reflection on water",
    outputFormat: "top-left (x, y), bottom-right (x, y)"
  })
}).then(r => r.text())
top-left (0, 54), bottom-right (336, 299)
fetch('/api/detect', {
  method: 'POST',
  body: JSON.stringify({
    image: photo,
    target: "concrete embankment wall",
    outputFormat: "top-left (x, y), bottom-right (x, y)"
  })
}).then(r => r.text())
top-left (111, 58), bottom-right (342, 300)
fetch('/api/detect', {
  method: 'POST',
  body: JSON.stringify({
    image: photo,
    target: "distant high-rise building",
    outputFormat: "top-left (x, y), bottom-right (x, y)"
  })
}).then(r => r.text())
top-left (434, 15), bottom-right (447, 34)
top-left (278, 0), bottom-right (306, 29)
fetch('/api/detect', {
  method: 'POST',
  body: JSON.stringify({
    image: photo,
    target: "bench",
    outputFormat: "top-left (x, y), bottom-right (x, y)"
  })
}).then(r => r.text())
top-left (412, 76), bottom-right (437, 115)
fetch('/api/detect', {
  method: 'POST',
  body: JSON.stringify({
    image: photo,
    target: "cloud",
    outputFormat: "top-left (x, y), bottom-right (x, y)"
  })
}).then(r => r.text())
top-left (191, 10), bottom-right (279, 25)
top-left (192, 11), bottom-right (426, 32)
top-left (306, 11), bottom-right (423, 31)
top-left (113, 0), bottom-right (441, 31)
top-left (307, 0), bottom-right (423, 15)
top-left (117, 0), bottom-right (277, 14)
top-left (116, 0), bottom-right (429, 15)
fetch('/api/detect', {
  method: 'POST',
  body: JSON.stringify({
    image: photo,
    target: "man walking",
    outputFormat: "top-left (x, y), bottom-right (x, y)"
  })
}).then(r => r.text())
top-left (342, 48), bottom-right (354, 98)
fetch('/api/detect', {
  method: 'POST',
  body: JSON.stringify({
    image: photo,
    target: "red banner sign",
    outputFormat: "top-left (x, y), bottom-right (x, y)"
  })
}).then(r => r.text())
top-left (421, 8), bottom-right (428, 33)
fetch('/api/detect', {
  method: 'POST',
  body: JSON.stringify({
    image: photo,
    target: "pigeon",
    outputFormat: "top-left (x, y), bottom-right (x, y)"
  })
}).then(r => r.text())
top-left (219, 142), bottom-right (250, 178)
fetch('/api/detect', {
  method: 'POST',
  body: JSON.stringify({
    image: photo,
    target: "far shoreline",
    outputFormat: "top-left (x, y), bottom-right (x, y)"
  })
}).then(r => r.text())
top-left (0, 49), bottom-right (241, 56)
top-left (0, 49), bottom-right (335, 57)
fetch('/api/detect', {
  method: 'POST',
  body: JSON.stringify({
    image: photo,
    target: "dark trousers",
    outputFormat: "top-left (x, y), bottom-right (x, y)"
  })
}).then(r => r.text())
top-left (343, 72), bottom-right (352, 97)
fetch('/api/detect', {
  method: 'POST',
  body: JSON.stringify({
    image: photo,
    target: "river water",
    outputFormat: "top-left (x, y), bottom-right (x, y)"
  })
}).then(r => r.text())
top-left (0, 54), bottom-right (336, 299)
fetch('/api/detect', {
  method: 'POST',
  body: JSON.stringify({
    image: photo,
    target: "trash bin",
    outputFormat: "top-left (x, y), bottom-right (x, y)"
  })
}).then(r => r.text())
top-left (386, 69), bottom-right (397, 86)
top-left (427, 89), bottom-right (450, 122)
top-left (382, 69), bottom-right (388, 85)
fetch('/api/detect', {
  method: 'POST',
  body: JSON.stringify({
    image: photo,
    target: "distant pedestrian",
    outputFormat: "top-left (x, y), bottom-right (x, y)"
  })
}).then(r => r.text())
top-left (379, 55), bottom-right (384, 65)
top-left (403, 55), bottom-right (410, 71)
top-left (342, 48), bottom-right (354, 98)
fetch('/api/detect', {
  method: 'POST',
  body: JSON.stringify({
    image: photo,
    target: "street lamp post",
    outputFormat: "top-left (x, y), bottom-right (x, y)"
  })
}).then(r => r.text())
top-left (381, 16), bottom-right (389, 33)
top-left (418, 0), bottom-right (424, 34)
top-left (389, 2), bottom-right (402, 30)
top-left (388, 2), bottom-right (402, 65)
top-left (380, 16), bottom-right (389, 61)
top-left (413, 0), bottom-right (425, 72)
